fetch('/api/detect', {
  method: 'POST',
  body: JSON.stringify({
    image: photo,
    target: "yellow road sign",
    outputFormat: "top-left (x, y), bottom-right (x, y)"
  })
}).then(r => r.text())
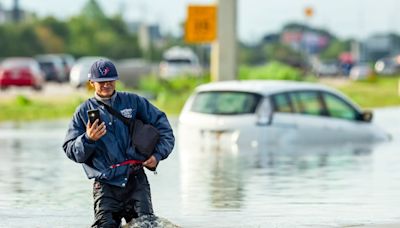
top-left (304, 7), bottom-right (314, 18)
top-left (185, 5), bottom-right (217, 43)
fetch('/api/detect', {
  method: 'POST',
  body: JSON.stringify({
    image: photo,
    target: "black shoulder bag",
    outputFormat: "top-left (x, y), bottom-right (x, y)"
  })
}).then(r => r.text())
top-left (96, 100), bottom-right (160, 158)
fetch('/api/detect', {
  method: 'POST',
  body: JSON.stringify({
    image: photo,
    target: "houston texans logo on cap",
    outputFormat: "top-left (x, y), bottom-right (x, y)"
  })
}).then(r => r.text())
top-left (89, 59), bottom-right (119, 81)
top-left (98, 66), bottom-right (110, 76)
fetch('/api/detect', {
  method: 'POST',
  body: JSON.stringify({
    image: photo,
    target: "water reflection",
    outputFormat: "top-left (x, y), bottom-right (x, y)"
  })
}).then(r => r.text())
top-left (0, 120), bottom-right (92, 227)
top-left (209, 150), bottom-right (245, 209)
top-left (179, 138), bottom-right (376, 210)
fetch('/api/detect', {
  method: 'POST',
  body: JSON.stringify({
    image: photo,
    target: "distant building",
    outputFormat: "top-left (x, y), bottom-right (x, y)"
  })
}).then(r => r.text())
top-left (281, 31), bottom-right (302, 50)
top-left (363, 34), bottom-right (400, 61)
top-left (280, 30), bottom-right (330, 54)
top-left (138, 23), bottom-right (163, 52)
top-left (0, 2), bottom-right (35, 24)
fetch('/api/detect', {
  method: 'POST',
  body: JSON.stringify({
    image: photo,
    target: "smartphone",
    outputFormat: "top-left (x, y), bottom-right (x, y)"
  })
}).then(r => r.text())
top-left (87, 109), bottom-right (101, 125)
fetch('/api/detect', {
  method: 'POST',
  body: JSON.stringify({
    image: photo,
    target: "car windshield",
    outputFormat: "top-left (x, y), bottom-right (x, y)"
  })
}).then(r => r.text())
top-left (39, 62), bottom-right (55, 68)
top-left (190, 91), bottom-right (261, 115)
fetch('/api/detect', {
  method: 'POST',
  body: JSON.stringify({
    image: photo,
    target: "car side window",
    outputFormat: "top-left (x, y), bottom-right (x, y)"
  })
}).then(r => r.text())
top-left (290, 91), bottom-right (325, 116)
top-left (323, 93), bottom-right (357, 120)
top-left (271, 93), bottom-right (292, 113)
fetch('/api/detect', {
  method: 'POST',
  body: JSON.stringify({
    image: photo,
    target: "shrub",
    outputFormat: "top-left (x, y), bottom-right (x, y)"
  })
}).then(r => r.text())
top-left (138, 74), bottom-right (210, 114)
top-left (15, 95), bottom-right (32, 106)
top-left (239, 61), bottom-right (303, 81)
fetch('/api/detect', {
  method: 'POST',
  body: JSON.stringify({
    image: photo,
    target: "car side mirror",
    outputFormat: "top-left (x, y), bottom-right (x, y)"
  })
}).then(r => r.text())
top-left (361, 110), bottom-right (373, 122)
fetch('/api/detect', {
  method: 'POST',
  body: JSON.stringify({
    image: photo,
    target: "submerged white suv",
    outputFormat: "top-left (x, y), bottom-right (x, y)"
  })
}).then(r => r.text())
top-left (178, 80), bottom-right (390, 148)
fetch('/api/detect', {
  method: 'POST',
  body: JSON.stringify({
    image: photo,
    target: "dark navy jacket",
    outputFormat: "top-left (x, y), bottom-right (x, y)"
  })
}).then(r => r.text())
top-left (62, 91), bottom-right (175, 187)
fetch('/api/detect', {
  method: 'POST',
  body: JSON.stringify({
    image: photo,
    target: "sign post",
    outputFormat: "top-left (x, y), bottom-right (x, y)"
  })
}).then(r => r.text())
top-left (185, 1), bottom-right (237, 81)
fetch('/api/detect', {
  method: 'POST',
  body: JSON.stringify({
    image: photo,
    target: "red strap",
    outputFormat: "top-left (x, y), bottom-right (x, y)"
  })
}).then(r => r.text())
top-left (110, 159), bottom-right (143, 169)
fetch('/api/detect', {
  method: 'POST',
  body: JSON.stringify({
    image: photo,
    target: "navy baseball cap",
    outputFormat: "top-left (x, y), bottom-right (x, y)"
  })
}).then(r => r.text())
top-left (88, 59), bottom-right (119, 82)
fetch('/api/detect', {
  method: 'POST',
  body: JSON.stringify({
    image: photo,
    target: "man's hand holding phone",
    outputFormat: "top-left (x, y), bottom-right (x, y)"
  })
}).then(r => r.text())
top-left (86, 109), bottom-right (106, 141)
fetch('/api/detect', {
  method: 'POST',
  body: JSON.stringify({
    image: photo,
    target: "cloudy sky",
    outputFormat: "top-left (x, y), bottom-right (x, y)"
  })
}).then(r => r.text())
top-left (2, 0), bottom-right (400, 43)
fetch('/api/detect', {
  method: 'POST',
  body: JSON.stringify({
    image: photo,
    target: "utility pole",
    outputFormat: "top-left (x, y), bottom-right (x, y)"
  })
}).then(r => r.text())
top-left (211, 0), bottom-right (237, 81)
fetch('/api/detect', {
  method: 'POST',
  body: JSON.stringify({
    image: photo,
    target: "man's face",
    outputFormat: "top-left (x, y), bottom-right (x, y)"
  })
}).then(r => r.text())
top-left (90, 80), bottom-right (116, 98)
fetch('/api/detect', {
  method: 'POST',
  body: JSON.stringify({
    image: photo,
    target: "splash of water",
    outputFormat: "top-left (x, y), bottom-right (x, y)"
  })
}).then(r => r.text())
top-left (123, 214), bottom-right (181, 228)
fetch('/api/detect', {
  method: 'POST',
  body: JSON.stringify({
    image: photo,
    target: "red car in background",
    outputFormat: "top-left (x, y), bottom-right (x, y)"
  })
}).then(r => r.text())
top-left (0, 57), bottom-right (44, 90)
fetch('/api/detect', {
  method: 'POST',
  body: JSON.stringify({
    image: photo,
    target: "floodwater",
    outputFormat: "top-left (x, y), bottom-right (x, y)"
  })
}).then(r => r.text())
top-left (0, 107), bottom-right (399, 228)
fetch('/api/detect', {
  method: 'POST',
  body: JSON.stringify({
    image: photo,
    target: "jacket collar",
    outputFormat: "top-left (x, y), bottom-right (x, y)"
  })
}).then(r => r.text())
top-left (94, 91), bottom-right (117, 106)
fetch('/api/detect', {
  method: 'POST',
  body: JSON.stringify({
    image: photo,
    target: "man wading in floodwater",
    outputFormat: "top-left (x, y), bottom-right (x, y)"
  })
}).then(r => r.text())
top-left (62, 59), bottom-right (175, 227)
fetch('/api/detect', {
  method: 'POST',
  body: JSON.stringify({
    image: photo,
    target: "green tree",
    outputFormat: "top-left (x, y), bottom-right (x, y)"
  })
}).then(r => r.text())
top-left (319, 39), bottom-right (351, 60)
top-left (39, 16), bottom-right (69, 39)
top-left (264, 43), bottom-right (305, 68)
top-left (282, 22), bottom-right (334, 39)
top-left (35, 25), bottom-right (65, 53)
top-left (239, 43), bottom-right (266, 65)
top-left (0, 22), bottom-right (44, 57)
top-left (66, 0), bottom-right (141, 58)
